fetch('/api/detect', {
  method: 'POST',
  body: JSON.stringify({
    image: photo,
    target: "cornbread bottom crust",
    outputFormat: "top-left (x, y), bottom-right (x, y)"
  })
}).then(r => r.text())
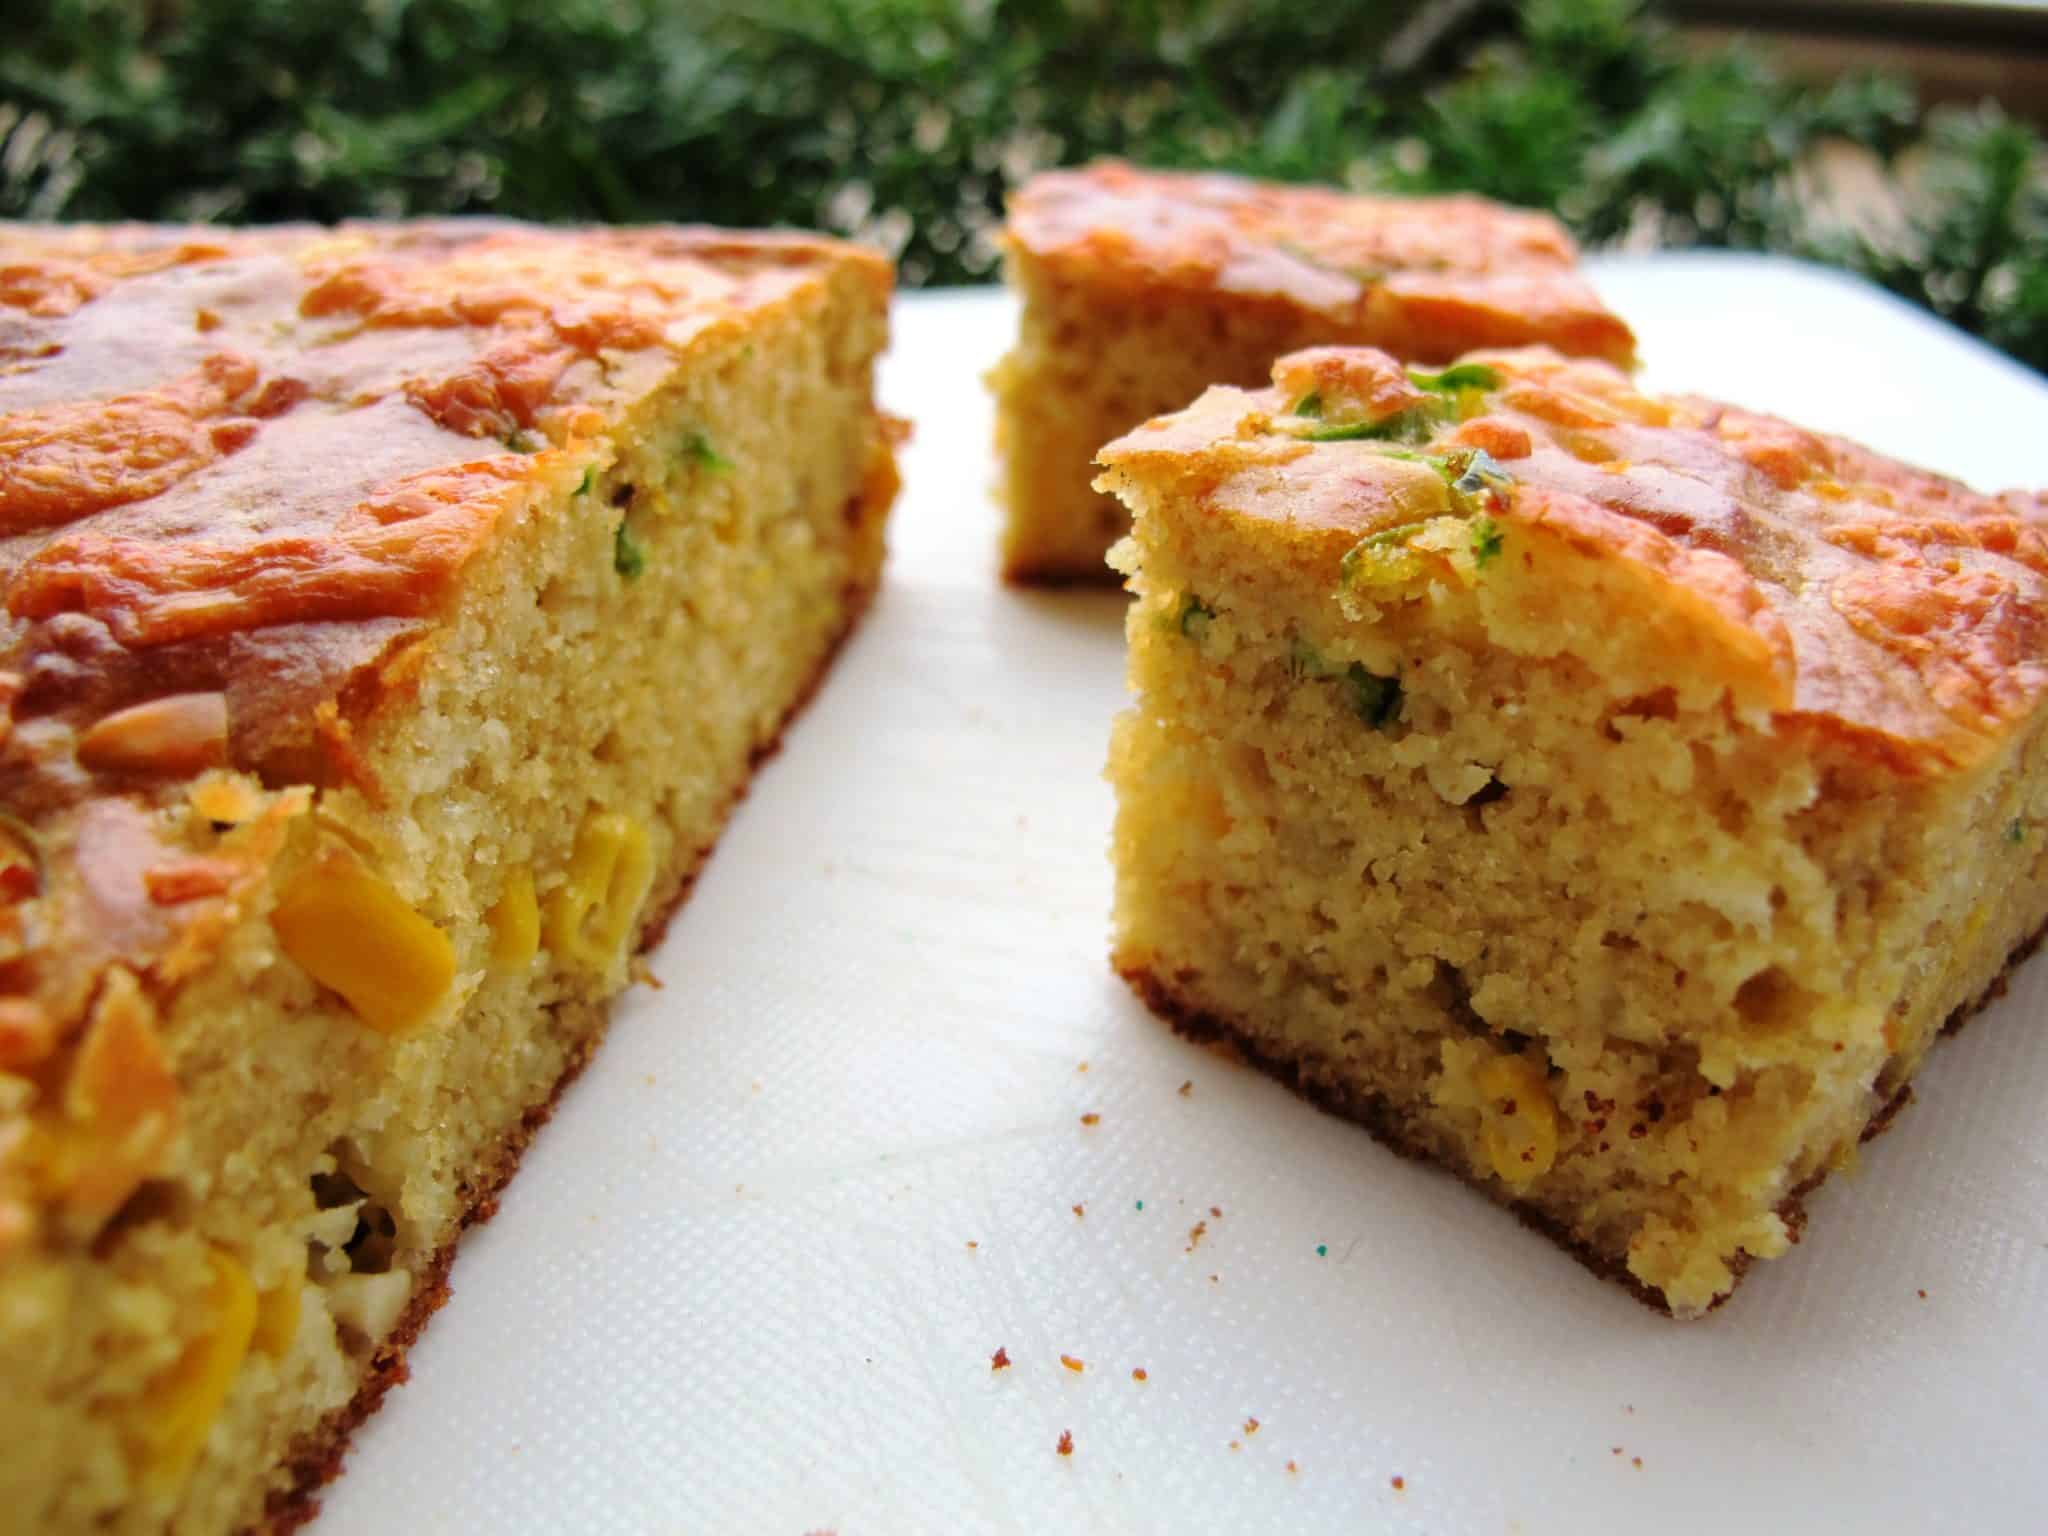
top-left (257, 578), bottom-right (876, 1534)
top-left (1118, 915), bottom-right (2046, 1317)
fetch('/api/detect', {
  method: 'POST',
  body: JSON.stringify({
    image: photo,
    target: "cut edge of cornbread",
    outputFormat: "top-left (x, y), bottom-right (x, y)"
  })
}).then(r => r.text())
top-left (1098, 345), bottom-right (2048, 1318)
top-left (4, 234), bottom-right (900, 1535)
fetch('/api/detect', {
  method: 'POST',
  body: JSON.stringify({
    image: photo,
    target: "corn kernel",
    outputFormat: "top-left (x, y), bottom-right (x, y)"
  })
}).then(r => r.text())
top-left (252, 1267), bottom-right (301, 1360)
top-left (545, 811), bottom-right (654, 973)
top-left (271, 853), bottom-right (454, 1035)
top-left (487, 866), bottom-right (540, 970)
top-left (132, 1248), bottom-right (257, 1494)
top-left (1477, 1053), bottom-right (1559, 1186)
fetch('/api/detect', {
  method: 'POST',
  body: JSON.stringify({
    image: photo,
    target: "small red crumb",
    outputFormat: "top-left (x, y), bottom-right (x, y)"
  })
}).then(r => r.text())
top-left (1178, 1079), bottom-right (1193, 1097)
top-left (1073, 1203), bottom-right (1086, 1218)
top-left (1186, 1219), bottom-right (1208, 1253)
top-left (1080, 1113), bottom-right (1101, 1127)
top-left (1210, 1205), bottom-right (1222, 1218)
top-left (1632, 1457), bottom-right (1643, 1470)
top-left (966, 1240), bottom-right (978, 1250)
top-left (1244, 1417), bottom-right (1260, 1435)
top-left (991, 1347), bottom-right (1010, 1371)
top-left (1917, 1288), bottom-right (1928, 1299)
top-left (1391, 1476), bottom-right (1405, 1491)
top-left (1060, 1353), bottom-right (1085, 1373)
top-left (1286, 1460), bottom-right (1298, 1474)
top-left (1611, 1446), bottom-right (1622, 1456)
top-left (1132, 1367), bottom-right (1148, 1382)
top-left (1056, 1430), bottom-right (1074, 1457)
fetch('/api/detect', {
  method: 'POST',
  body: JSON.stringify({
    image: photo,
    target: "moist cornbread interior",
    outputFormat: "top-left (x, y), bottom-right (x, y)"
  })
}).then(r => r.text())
top-left (1102, 343), bottom-right (2048, 1316)
top-left (990, 160), bottom-right (1637, 582)
top-left (0, 222), bottom-right (896, 1532)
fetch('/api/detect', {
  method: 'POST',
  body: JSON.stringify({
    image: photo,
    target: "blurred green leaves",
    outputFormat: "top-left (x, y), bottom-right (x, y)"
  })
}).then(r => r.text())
top-left (0, 0), bottom-right (2043, 370)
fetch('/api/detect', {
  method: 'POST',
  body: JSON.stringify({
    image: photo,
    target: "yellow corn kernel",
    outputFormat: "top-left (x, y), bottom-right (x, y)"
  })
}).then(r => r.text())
top-left (132, 1248), bottom-right (258, 1494)
top-left (271, 853), bottom-right (455, 1035)
top-left (1477, 1053), bottom-right (1559, 1186)
top-left (545, 811), bottom-right (654, 973)
top-left (252, 1267), bottom-right (302, 1360)
top-left (487, 866), bottom-right (540, 970)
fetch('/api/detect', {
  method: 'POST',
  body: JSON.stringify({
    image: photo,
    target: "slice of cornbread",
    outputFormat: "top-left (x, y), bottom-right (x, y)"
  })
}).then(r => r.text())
top-left (0, 219), bottom-right (899, 1532)
top-left (1102, 343), bottom-right (2048, 1317)
top-left (989, 161), bottom-right (1636, 582)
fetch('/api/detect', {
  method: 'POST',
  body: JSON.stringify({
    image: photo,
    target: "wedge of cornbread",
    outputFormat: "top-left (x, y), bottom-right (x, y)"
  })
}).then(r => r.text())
top-left (1102, 343), bottom-right (2048, 1316)
top-left (989, 161), bottom-right (1636, 582)
top-left (0, 219), bottom-right (898, 1532)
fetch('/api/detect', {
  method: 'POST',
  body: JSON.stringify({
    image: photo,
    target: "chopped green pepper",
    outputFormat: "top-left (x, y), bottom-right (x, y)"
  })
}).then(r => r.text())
top-left (613, 520), bottom-right (646, 579)
top-left (1178, 594), bottom-right (1216, 640)
top-left (1470, 517), bottom-right (1504, 568)
top-left (685, 430), bottom-right (733, 472)
top-left (1407, 362), bottom-right (1501, 393)
top-left (1294, 392), bottom-right (1323, 419)
top-left (1341, 662), bottom-right (1402, 729)
top-left (574, 465), bottom-right (596, 498)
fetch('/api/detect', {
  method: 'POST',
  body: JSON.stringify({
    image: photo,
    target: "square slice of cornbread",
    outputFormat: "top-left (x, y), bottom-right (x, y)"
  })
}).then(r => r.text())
top-left (990, 161), bottom-right (1636, 582)
top-left (0, 219), bottom-right (898, 1533)
top-left (1101, 343), bottom-right (2048, 1316)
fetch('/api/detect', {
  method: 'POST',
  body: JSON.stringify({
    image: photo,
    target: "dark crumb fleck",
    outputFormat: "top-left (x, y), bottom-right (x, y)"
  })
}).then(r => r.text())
top-left (1210, 1205), bottom-right (1222, 1218)
top-left (1391, 1475), bottom-right (1405, 1491)
top-left (1057, 1430), bottom-right (1074, 1457)
top-left (1178, 1080), bottom-right (1193, 1097)
top-left (1917, 1288), bottom-right (1928, 1299)
top-left (1244, 1417), bottom-right (1260, 1435)
top-left (991, 1347), bottom-right (1010, 1371)
top-left (1132, 1367), bottom-right (1148, 1382)
top-left (1644, 1097), bottom-right (1666, 1124)
top-left (1080, 1113), bottom-right (1101, 1127)
top-left (1628, 1123), bottom-right (1648, 1140)
top-left (1632, 1457), bottom-right (1643, 1469)
top-left (1060, 1353), bottom-right (1085, 1373)
top-left (1209, 1273), bottom-right (1220, 1284)
top-left (1073, 1203), bottom-right (1086, 1218)
top-left (1186, 1219), bottom-right (1208, 1253)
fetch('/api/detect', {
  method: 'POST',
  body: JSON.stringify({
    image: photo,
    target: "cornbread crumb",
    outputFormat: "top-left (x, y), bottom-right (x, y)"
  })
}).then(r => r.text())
top-left (1132, 1368), bottom-right (1148, 1382)
top-left (1060, 1354), bottom-right (1085, 1374)
top-left (1056, 1430), bottom-right (1074, 1457)
top-left (991, 1347), bottom-right (1011, 1372)
top-left (1080, 1113), bottom-right (1101, 1127)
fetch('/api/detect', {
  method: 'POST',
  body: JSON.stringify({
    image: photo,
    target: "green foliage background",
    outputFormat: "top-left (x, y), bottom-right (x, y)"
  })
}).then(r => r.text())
top-left (1, 0), bottom-right (2043, 370)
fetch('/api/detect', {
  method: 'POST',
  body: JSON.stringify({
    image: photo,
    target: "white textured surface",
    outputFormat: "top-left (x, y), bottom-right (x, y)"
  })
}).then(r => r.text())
top-left (319, 256), bottom-right (2048, 1536)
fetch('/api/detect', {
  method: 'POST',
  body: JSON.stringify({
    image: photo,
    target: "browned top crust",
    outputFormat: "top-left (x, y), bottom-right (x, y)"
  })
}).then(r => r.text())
top-left (1005, 161), bottom-right (1637, 366)
top-left (0, 219), bottom-right (890, 1252)
top-left (1099, 344), bottom-right (2048, 775)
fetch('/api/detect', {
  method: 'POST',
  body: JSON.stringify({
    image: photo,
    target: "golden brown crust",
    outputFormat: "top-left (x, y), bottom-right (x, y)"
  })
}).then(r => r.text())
top-left (1097, 344), bottom-right (2048, 775)
top-left (1118, 913), bottom-right (2046, 1317)
top-left (1006, 161), bottom-right (1636, 366)
top-left (0, 216), bottom-right (892, 1258)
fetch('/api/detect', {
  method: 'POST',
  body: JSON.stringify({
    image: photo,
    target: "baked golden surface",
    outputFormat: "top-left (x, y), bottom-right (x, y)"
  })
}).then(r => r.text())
top-left (0, 219), bottom-right (897, 1530)
top-left (990, 161), bottom-right (1636, 581)
top-left (1101, 344), bottom-right (2048, 1314)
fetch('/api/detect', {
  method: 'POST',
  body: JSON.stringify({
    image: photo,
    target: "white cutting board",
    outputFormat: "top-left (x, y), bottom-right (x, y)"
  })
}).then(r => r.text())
top-left (319, 255), bottom-right (2048, 1536)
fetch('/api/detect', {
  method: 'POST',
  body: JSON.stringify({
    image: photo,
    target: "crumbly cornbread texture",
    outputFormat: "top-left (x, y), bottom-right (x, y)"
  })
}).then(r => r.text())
top-left (1102, 344), bottom-right (2048, 1316)
top-left (0, 219), bottom-right (898, 1532)
top-left (990, 161), bottom-right (1636, 581)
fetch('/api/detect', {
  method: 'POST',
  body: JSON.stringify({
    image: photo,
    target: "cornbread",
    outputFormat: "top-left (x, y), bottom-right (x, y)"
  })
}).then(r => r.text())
top-left (1102, 343), bottom-right (2048, 1316)
top-left (0, 218), bottom-right (898, 1531)
top-left (989, 161), bottom-right (1635, 581)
